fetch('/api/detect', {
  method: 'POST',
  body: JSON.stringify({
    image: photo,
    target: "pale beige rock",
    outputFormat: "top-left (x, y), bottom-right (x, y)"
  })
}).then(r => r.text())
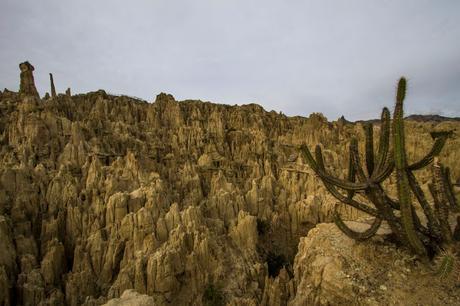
top-left (289, 222), bottom-right (460, 306)
top-left (40, 239), bottom-right (65, 287)
top-left (103, 289), bottom-right (156, 306)
top-left (260, 268), bottom-right (294, 306)
top-left (229, 210), bottom-right (258, 253)
top-left (0, 62), bottom-right (459, 305)
top-left (0, 216), bottom-right (16, 306)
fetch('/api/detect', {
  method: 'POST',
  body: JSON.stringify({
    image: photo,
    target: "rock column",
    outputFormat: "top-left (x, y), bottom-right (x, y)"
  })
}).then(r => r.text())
top-left (50, 73), bottom-right (57, 98)
top-left (19, 61), bottom-right (39, 98)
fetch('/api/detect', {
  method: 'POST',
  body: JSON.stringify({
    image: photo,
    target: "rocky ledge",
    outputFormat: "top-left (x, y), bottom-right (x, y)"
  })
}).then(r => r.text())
top-left (292, 222), bottom-right (460, 305)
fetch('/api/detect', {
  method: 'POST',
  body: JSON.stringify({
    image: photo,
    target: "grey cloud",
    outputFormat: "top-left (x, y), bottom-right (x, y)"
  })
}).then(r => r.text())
top-left (1, 0), bottom-right (459, 120)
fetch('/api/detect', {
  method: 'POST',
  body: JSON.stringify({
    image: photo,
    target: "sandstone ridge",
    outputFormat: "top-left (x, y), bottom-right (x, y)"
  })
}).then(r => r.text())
top-left (0, 63), bottom-right (459, 305)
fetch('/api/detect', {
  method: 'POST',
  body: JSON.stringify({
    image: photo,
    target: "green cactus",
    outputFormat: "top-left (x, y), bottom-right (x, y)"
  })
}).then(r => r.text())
top-left (430, 159), bottom-right (453, 243)
top-left (434, 246), bottom-right (460, 286)
top-left (442, 166), bottom-right (459, 211)
top-left (392, 77), bottom-right (427, 256)
top-left (364, 123), bottom-right (375, 176)
top-left (333, 204), bottom-right (382, 241)
top-left (300, 77), bottom-right (456, 258)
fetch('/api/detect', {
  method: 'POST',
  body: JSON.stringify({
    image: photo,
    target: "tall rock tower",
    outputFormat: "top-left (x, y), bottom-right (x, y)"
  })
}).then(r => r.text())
top-left (19, 61), bottom-right (39, 98)
top-left (49, 73), bottom-right (57, 98)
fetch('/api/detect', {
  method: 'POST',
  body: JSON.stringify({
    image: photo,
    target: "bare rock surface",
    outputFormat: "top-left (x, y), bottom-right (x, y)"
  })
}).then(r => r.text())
top-left (290, 222), bottom-right (460, 306)
top-left (0, 63), bottom-right (459, 305)
top-left (103, 290), bottom-right (156, 306)
top-left (18, 62), bottom-right (39, 98)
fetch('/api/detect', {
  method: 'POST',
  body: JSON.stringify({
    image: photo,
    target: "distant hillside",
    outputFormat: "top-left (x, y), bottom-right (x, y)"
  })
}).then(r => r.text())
top-left (405, 114), bottom-right (460, 122)
top-left (355, 114), bottom-right (460, 124)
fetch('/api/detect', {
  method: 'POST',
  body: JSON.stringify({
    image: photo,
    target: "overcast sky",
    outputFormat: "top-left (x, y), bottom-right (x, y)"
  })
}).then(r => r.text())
top-left (1, 1), bottom-right (459, 120)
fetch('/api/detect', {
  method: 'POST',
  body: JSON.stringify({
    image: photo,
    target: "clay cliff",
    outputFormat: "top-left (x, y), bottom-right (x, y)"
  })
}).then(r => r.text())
top-left (0, 63), bottom-right (459, 305)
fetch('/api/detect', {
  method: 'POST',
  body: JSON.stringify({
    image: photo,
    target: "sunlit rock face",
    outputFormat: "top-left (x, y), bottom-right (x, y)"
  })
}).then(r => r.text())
top-left (0, 63), bottom-right (459, 305)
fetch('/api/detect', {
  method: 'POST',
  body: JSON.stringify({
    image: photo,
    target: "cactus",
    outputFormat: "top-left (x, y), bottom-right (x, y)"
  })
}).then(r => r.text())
top-left (392, 78), bottom-right (426, 256)
top-left (443, 166), bottom-right (459, 211)
top-left (300, 77), bottom-right (457, 258)
top-left (434, 246), bottom-right (460, 286)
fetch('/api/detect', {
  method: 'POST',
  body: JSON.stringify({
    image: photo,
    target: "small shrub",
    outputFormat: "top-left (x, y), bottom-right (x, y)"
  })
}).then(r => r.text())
top-left (203, 283), bottom-right (225, 306)
top-left (434, 245), bottom-right (460, 286)
top-left (257, 218), bottom-right (270, 236)
top-left (266, 251), bottom-right (287, 277)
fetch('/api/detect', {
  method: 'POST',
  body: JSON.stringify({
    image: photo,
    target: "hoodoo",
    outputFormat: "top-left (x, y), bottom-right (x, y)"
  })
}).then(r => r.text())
top-left (18, 61), bottom-right (39, 98)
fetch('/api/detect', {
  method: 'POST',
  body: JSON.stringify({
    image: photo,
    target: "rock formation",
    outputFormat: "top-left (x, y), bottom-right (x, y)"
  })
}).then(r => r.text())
top-left (0, 62), bottom-right (459, 305)
top-left (50, 73), bottom-right (57, 98)
top-left (291, 222), bottom-right (460, 305)
top-left (102, 290), bottom-right (156, 306)
top-left (18, 61), bottom-right (39, 98)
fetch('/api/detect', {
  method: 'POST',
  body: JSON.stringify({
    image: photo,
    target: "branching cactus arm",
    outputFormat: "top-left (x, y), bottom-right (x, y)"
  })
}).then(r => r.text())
top-left (392, 77), bottom-right (427, 256)
top-left (333, 204), bottom-right (382, 241)
top-left (408, 133), bottom-right (449, 171)
top-left (300, 144), bottom-right (368, 191)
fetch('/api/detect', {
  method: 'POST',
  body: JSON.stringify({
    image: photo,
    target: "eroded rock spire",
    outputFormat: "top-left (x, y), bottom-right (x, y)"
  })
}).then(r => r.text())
top-left (49, 73), bottom-right (57, 98)
top-left (19, 61), bottom-right (39, 98)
